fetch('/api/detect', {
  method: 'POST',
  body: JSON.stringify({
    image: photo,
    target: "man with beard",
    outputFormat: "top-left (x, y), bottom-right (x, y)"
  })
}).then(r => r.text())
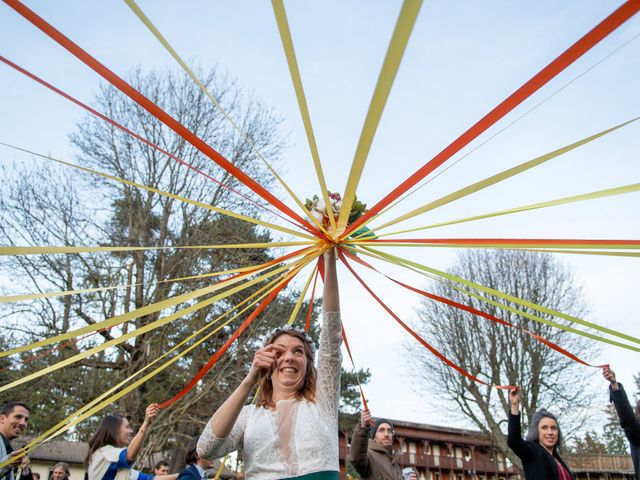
top-left (349, 409), bottom-right (416, 480)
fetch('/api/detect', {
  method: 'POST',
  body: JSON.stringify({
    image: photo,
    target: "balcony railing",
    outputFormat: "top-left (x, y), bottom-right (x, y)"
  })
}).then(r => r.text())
top-left (565, 454), bottom-right (633, 473)
top-left (397, 453), bottom-right (508, 473)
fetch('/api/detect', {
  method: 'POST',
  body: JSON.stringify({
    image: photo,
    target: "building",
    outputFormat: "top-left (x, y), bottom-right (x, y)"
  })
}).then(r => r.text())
top-left (339, 419), bottom-right (637, 480)
top-left (10, 438), bottom-right (88, 480)
top-left (11, 438), bottom-right (235, 480)
top-left (339, 419), bottom-right (518, 480)
top-left (565, 454), bottom-right (634, 480)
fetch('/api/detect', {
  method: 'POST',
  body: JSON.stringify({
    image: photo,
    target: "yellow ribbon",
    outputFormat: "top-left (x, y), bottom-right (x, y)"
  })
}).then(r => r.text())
top-left (213, 461), bottom-right (226, 480)
top-left (1, 258), bottom-right (316, 466)
top-left (0, 247), bottom-right (313, 359)
top-left (362, 246), bottom-right (640, 352)
top-left (287, 264), bottom-right (318, 325)
top-left (360, 246), bottom-right (640, 347)
top-left (517, 248), bottom-right (640, 257)
top-left (365, 116), bottom-right (639, 234)
top-left (1, 143), bottom-right (317, 241)
top-left (378, 183), bottom-right (640, 237)
top-left (271, 0), bottom-right (335, 236)
top-left (0, 261), bottom-right (287, 304)
top-left (337, 0), bottom-right (423, 235)
top-left (0, 241), bottom-right (312, 256)
top-left (0, 252), bottom-right (318, 395)
top-left (122, 0), bottom-right (327, 237)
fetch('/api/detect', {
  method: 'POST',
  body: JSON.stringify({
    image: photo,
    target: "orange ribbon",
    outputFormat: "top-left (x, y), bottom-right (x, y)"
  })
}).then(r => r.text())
top-left (342, 0), bottom-right (640, 238)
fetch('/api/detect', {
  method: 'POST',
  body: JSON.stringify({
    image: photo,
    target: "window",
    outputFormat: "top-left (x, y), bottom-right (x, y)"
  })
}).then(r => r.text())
top-left (463, 448), bottom-right (471, 461)
top-left (409, 442), bottom-right (416, 463)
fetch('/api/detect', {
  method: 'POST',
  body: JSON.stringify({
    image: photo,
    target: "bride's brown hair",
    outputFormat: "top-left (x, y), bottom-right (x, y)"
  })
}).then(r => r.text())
top-left (255, 330), bottom-right (317, 409)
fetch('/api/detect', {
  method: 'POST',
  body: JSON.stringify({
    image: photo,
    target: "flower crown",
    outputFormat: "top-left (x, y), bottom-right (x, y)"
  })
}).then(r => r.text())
top-left (262, 324), bottom-right (317, 357)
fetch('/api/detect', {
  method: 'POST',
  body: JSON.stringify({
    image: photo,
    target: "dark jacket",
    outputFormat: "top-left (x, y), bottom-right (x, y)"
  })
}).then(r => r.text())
top-left (349, 423), bottom-right (402, 480)
top-left (0, 436), bottom-right (32, 480)
top-left (507, 413), bottom-right (574, 480)
top-left (610, 383), bottom-right (640, 479)
top-left (177, 465), bottom-right (201, 480)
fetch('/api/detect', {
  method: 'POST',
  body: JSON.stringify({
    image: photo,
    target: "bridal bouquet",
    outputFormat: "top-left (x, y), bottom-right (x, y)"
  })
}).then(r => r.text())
top-left (304, 191), bottom-right (376, 239)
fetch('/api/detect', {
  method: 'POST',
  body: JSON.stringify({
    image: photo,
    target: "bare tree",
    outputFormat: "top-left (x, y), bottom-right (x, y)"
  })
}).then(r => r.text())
top-left (404, 249), bottom-right (596, 471)
top-left (0, 66), bottom-right (305, 460)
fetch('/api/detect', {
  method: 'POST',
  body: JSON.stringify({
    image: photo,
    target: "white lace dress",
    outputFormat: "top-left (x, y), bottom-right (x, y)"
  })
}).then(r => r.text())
top-left (197, 310), bottom-right (342, 480)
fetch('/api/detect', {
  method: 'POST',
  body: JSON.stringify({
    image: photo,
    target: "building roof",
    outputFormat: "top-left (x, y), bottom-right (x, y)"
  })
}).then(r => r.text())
top-left (12, 438), bottom-right (88, 465)
top-left (385, 418), bottom-right (497, 447)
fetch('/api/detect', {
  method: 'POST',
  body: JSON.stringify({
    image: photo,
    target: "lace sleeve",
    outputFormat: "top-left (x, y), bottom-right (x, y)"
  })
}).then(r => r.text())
top-left (197, 406), bottom-right (249, 459)
top-left (315, 309), bottom-right (342, 419)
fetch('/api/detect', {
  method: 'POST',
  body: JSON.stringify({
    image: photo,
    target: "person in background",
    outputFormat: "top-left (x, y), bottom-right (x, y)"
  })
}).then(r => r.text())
top-left (50, 463), bottom-right (70, 480)
top-left (0, 402), bottom-right (31, 480)
top-left (152, 463), bottom-right (169, 477)
top-left (85, 404), bottom-right (177, 480)
top-left (507, 388), bottom-right (574, 480)
top-left (349, 409), bottom-right (416, 480)
top-left (603, 366), bottom-right (640, 479)
top-left (178, 438), bottom-right (214, 480)
top-left (17, 454), bottom-right (34, 480)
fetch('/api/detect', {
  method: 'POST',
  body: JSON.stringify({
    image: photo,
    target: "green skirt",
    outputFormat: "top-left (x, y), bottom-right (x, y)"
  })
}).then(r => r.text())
top-left (284, 471), bottom-right (339, 480)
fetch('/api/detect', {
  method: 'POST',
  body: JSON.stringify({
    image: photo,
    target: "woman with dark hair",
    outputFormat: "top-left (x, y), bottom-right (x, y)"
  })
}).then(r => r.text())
top-left (197, 250), bottom-right (342, 480)
top-left (51, 463), bottom-right (70, 480)
top-left (507, 388), bottom-right (574, 480)
top-left (86, 404), bottom-right (177, 480)
top-left (603, 366), bottom-right (640, 479)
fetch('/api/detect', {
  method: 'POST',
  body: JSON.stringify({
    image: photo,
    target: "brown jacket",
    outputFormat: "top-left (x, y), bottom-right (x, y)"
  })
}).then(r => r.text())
top-left (349, 423), bottom-right (403, 480)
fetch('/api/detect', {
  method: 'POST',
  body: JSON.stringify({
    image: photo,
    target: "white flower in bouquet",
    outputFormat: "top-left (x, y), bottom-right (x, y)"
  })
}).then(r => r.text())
top-left (310, 210), bottom-right (324, 223)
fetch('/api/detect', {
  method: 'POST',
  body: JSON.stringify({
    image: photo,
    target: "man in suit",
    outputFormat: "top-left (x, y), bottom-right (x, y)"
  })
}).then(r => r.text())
top-left (178, 438), bottom-right (214, 480)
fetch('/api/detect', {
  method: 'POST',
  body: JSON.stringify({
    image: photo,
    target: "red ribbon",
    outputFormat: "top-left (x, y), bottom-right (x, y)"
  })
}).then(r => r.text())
top-left (359, 238), bottom-right (640, 247)
top-left (338, 248), bottom-right (514, 389)
top-left (5, 0), bottom-right (325, 239)
top-left (0, 55), bottom-right (304, 229)
top-left (158, 276), bottom-right (291, 408)
top-left (343, 0), bottom-right (640, 238)
top-left (341, 248), bottom-right (603, 369)
top-left (341, 322), bottom-right (369, 411)
top-left (157, 247), bottom-right (316, 408)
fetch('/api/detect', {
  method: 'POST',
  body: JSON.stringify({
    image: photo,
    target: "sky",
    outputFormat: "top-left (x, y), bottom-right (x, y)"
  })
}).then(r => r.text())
top-left (1, 0), bottom-right (639, 430)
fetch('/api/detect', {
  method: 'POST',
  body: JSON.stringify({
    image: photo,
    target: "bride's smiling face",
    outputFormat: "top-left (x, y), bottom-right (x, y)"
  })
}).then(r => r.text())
top-left (271, 334), bottom-right (308, 392)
